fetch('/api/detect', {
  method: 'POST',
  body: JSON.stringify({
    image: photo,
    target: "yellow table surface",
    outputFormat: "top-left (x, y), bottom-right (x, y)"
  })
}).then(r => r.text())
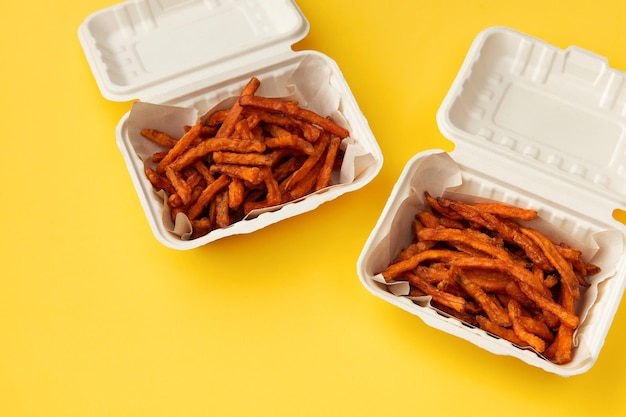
top-left (2, 0), bottom-right (626, 416)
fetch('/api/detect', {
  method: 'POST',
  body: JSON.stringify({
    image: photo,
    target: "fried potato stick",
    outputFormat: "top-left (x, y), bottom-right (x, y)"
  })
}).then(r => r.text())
top-left (416, 211), bottom-right (441, 228)
top-left (519, 316), bottom-right (554, 343)
top-left (454, 267), bottom-right (511, 327)
top-left (315, 135), bottom-right (341, 191)
top-left (285, 155), bottom-right (325, 200)
top-left (381, 249), bottom-right (471, 282)
top-left (246, 109), bottom-right (321, 142)
top-left (233, 118), bottom-right (254, 140)
top-left (521, 227), bottom-right (581, 299)
top-left (263, 168), bottom-right (282, 206)
top-left (265, 134), bottom-right (316, 156)
top-left (453, 257), bottom-right (563, 330)
top-left (423, 191), bottom-right (463, 220)
top-left (156, 120), bottom-right (204, 174)
top-left (209, 164), bottom-right (265, 185)
top-left (476, 315), bottom-right (526, 346)
top-left (165, 166), bottom-right (193, 206)
top-left (472, 202), bottom-right (538, 221)
top-left (450, 257), bottom-right (548, 297)
top-left (441, 198), bottom-right (552, 270)
top-left (140, 128), bottom-right (178, 148)
top-left (463, 269), bottom-right (510, 293)
top-left (212, 151), bottom-right (275, 167)
top-left (281, 132), bottom-right (330, 191)
top-left (214, 189), bottom-right (230, 228)
top-left (145, 168), bottom-right (175, 194)
top-left (417, 227), bottom-right (513, 261)
top-left (190, 218), bottom-right (212, 239)
top-left (545, 275), bottom-right (578, 362)
top-left (169, 138), bottom-right (266, 172)
top-left (516, 281), bottom-right (579, 329)
top-left (187, 174), bottom-right (230, 220)
top-left (216, 77), bottom-right (261, 138)
top-left (508, 299), bottom-right (546, 352)
top-left (402, 272), bottom-right (466, 313)
top-left (228, 177), bottom-right (245, 209)
top-left (239, 95), bottom-right (350, 139)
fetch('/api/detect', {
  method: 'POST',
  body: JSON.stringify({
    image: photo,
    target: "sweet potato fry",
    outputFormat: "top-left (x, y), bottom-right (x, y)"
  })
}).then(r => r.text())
top-left (508, 299), bottom-right (546, 353)
top-left (521, 227), bottom-right (580, 299)
top-left (418, 227), bottom-right (513, 261)
top-left (187, 174), bottom-right (230, 220)
top-left (454, 267), bottom-right (511, 327)
top-left (140, 128), bottom-right (178, 148)
top-left (380, 249), bottom-right (471, 282)
top-left (239, 94), bottom-right (350, 138)
top-left (227, 177), bottom-right (245, 209)
top-left (156, 120), bottom-right (204, 174)
top-left (423, 191), bottom-right (463, 220)
top-left (263, 168), bottom-right (282, 206)
top-left (450, 257), bottom-right (548, 297)
top-left (416, 211), bottom-right (441, 228)
top-left (281, 132), bottom-right (330, 191)
top-left (403, 272), bottom-right (467, 313)
top-left (476, 315), bottom-right (526, 346)
top-left (214, 189), bottom-right (230, 228)
top-left (168, 138), bottom-right (266, 172)
top-left (212, 151), bottom-right (275, 167)
top-left (463, 269), bottom-right (509, 293)
top-left (209, 164), bottom-right (264, 185)
top-left (285, 155), bottom-right (325, 200)
top-left (315, 135), bottom-right (341, 191)
top-left (440, 198), bottom-right (552, 270)
top-left (519, 316), bottom-right (554, 343)
top-left (165, 166), bottom-right (192, 206)
top-left (216, 77), bottom-right (261, 138)
top-left (190, 218), bottom-right (212, 238)
top-left (265, 134), bottom-right (316, 156)
top-left (247, 108), bottom-right (322, 142)
top-left (145, 168), bottom-right (175, 194)
top-left (517, 281), bottom-right (579, 329)
top-left (473, 202), bottom-right (538, 221)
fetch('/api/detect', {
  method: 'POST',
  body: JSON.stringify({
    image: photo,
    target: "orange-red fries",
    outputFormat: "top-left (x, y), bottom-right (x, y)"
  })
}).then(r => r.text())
top-left (378, 192), bottom-right (600, 364)
top-left (139, 77), bottom-right (346, 239)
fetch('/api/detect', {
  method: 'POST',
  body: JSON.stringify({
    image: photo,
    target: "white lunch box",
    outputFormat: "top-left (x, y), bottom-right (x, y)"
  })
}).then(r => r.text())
top-left (357, 27), bottom-right (626, 376)
top-left (78, 0), bottom-right (383, 249)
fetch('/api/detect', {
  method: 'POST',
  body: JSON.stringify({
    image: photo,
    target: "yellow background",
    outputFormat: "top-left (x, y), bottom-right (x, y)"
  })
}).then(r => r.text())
top-left (2, 0), bottom-right (626, 416)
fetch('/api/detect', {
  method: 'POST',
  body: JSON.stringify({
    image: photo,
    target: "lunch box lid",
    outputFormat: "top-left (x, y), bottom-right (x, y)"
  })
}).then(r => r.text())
top-left (437, 27), bottom-right (626, 224)
top-left (78, 0), bottom-right (309, 103)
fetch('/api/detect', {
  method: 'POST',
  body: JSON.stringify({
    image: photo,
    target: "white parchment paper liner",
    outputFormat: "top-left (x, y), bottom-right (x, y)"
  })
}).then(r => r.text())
top-left (368, 152), bottom-right (622, 364)
top-left (126, 57), bottom-right (376, 240)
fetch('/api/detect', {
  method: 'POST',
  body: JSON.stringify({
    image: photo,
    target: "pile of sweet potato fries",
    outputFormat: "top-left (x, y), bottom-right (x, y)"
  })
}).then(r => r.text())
top-left (140, 77), bottom-right (348, 238)
top-left (378, 192), bottom-right (600, 364)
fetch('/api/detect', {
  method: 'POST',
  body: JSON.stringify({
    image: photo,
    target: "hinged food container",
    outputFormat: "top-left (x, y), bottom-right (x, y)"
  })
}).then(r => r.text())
top-left (357, 27), bottom-right (626, 376)
top-left (78, 0), bottom-right (383, 249)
